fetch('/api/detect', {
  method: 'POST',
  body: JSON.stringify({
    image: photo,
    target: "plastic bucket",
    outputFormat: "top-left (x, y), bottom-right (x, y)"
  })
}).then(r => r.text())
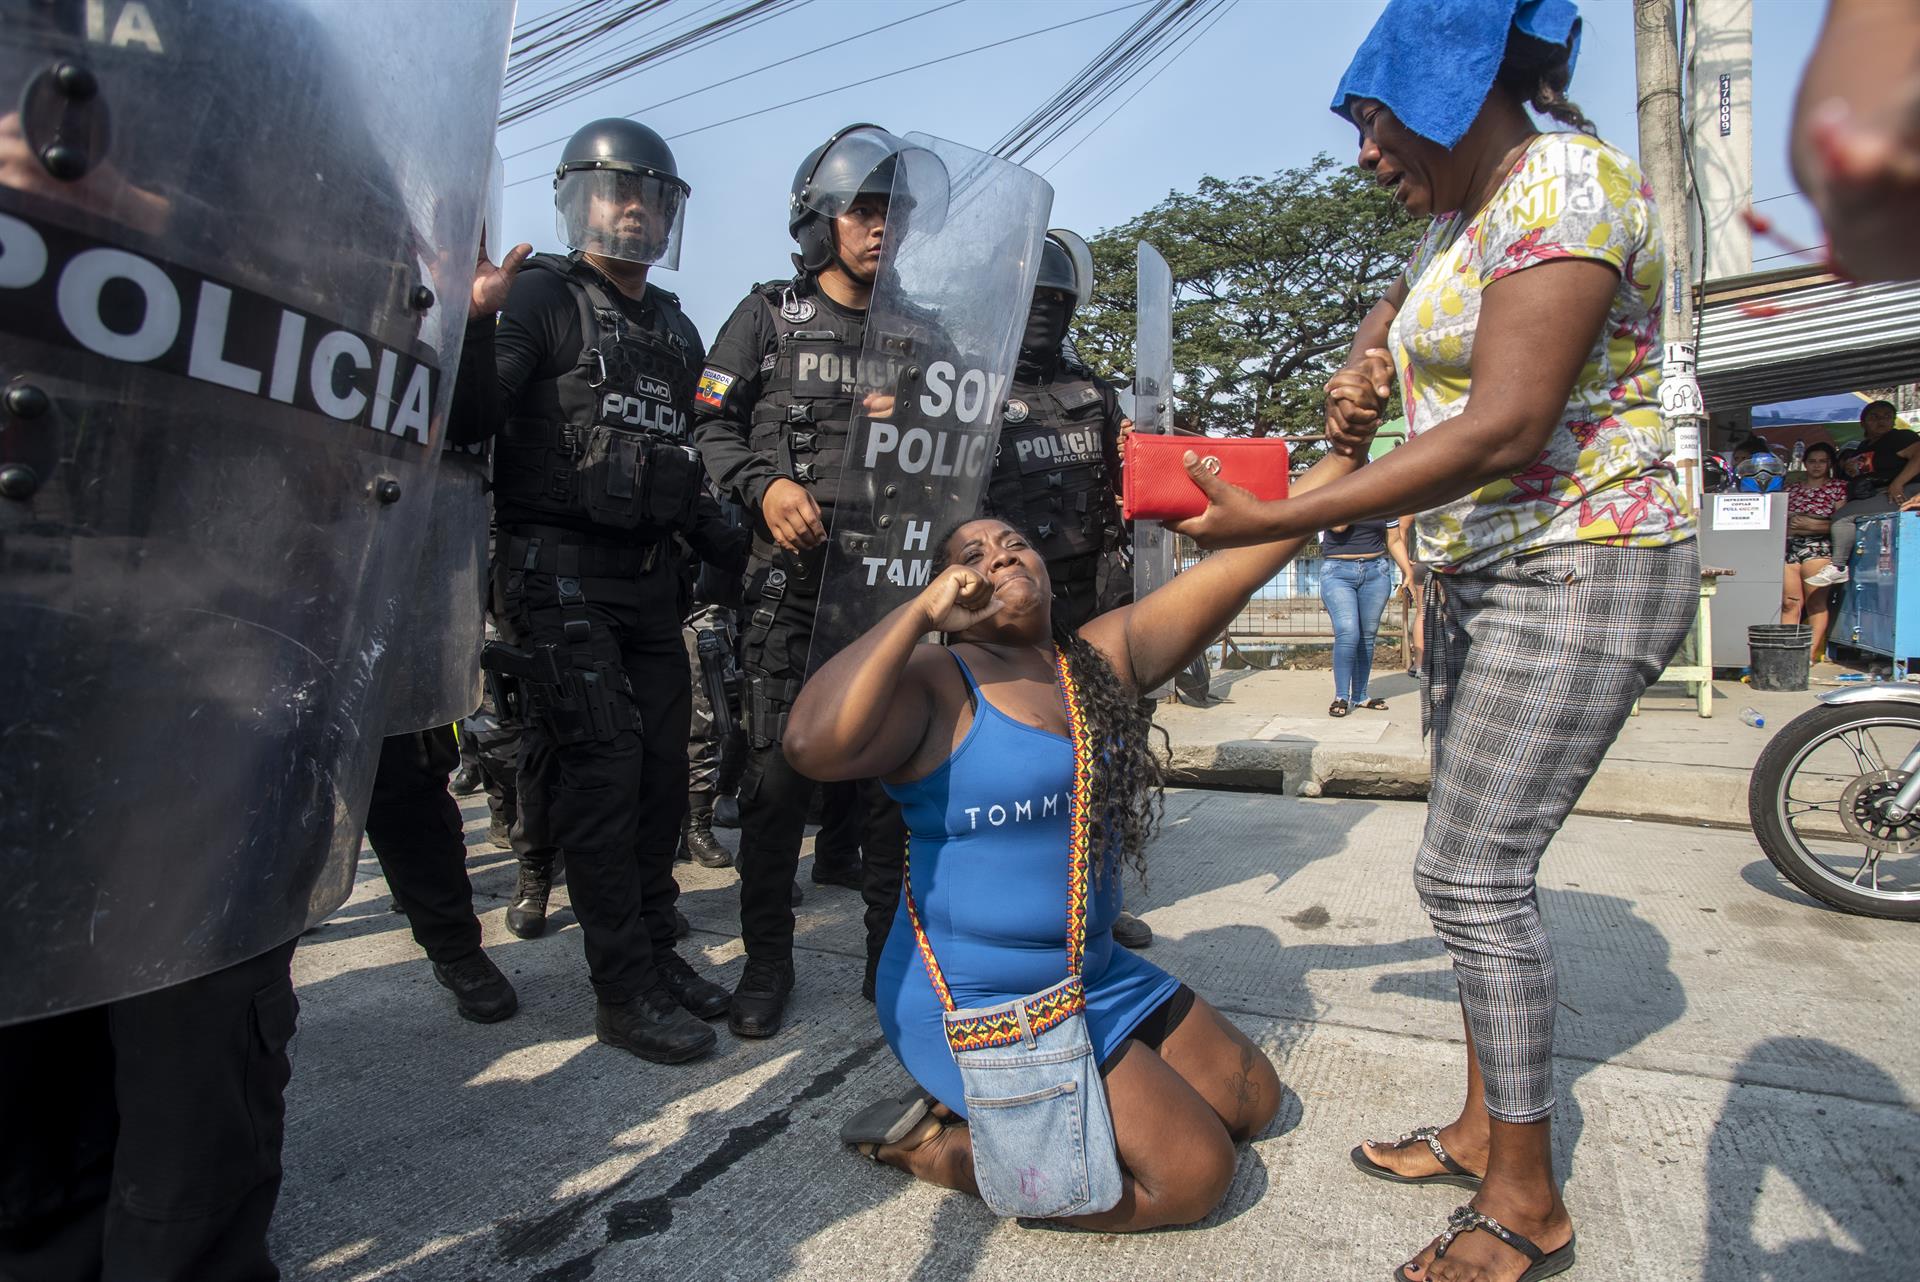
top-left (1749, 624), bottom-right (1813, 692)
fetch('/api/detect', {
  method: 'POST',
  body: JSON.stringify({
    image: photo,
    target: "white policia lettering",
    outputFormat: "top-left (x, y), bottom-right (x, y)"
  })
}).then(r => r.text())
top-left (0, 211), bottom-right (437, 444)
top-left (86, 0), bottom-right (164, 52)
top-left (599, 391), bottom-right (686, 435)
top-left (918, 361), bottom-right (1008, 426)
top-left (1014, 428), bottom-right (1102, 466)
top-left (962, 793), bottom-right (1061, 829)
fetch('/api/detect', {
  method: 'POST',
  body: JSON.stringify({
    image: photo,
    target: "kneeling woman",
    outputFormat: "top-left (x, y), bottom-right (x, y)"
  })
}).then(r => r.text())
top-left (784, 454), bottom-right (1356, 1231)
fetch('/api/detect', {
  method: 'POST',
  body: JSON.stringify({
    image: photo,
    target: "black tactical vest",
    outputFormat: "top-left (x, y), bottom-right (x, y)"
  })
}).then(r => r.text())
top-left (985, 364), bottom-right (1121, 566)
top-left (495, 254), bottom-right (705, 538)
top-left (744, 278), bottom-right (873, 513)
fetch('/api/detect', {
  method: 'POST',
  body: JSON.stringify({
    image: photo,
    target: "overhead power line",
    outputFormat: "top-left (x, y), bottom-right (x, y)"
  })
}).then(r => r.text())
top-left (991, 0), bottom-right (1226, 165)
top-left (499, 0), bottom-right (811, 128)
top-left (503, 0), bottom-right (1154, 189)
top-left (1039, 0), bottom-right (1237, 175)
top-left (500, 0), bottom-right (971, 167)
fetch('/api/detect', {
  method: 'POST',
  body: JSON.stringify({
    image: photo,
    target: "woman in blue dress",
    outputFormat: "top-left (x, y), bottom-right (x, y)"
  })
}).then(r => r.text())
top-left (784, 434), bottom-right (1384, 1230)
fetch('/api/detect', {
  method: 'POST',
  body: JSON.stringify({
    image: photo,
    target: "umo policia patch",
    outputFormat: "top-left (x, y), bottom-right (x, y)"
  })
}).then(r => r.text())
top-left (694, 367), bottom-right (736, 412)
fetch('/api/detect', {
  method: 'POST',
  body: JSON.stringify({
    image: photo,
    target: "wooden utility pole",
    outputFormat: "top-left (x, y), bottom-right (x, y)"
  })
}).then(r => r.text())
top-left (1635, 0), bottom-right (1705, 508)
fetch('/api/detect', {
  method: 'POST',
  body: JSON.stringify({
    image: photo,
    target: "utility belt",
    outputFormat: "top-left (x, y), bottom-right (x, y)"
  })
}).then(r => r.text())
top-left (500, 525), bottom-right (669, 578)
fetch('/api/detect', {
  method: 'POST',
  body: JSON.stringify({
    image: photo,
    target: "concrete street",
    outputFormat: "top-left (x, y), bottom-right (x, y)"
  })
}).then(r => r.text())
top-left (274, 784), bottom-right (1915, 1281)
top-left (1158, 665), bottom-right (1862, 826)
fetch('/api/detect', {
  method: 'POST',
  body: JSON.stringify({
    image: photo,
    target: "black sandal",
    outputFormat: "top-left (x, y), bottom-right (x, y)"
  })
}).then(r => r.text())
top-left (1330, 699), bottom-right (1351, 718)
top-left (1350, 1127), bottom-right (1483, 1190)
top-left (1360, 697), bottom-right (1390, 710)
top-left (839, 1089), bottom-right (935, 1149)
top-left (1393, 1206), bottom-right (1576, 1282)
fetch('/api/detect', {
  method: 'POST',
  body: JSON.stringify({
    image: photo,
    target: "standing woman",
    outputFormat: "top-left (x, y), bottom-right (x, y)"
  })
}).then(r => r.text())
top-left (1170, 3), bottom-right (1697, 1279)
top-left (1780, 442), bottom-right (1847, 662)
top-left (1319, 515), bottom-right (1402, 715)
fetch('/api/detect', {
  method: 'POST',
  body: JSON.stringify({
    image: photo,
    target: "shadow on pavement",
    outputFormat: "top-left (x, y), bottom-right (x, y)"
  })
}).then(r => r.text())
top-left (1704, 1037), bottom-right (1909, 1282)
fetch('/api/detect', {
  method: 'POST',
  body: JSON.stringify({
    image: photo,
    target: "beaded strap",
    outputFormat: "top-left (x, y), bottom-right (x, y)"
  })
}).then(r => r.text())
top-left (904, 651), bottom-right (1093, 1033)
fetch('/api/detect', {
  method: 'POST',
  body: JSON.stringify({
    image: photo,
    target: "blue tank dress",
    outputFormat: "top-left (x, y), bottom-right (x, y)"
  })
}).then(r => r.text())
top-left (876, 651), bottom-right (1179, 1120)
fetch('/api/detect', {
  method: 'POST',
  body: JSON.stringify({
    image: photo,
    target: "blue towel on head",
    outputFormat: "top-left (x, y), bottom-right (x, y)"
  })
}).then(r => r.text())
top-left (1330, 0), bottom-right (1582, 149)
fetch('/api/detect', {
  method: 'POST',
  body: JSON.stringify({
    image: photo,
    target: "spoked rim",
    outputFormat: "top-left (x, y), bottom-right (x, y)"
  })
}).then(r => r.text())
top-left (1774, 712), bottom-right (1920, 904)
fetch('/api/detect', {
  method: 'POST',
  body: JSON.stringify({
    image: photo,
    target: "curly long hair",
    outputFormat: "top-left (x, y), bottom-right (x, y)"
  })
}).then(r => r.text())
top-left (934, 521), bottom-right (1164, 884)
top-left (1495, 27), bottom-right (1598, 137)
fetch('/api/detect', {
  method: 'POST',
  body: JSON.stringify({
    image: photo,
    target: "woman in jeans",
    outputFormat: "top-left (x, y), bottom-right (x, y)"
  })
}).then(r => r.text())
top-left (1320, 516), bottom-right (1407, 715)
top-left (784, 443), bottom-right (1382, 1229)
top-left (1171, 3), bottom-right (1696, 1278)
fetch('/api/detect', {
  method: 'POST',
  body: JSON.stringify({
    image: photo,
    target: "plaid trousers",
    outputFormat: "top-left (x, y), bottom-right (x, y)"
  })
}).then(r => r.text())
top-left (1418, 539), bottom-right (1697, 1122)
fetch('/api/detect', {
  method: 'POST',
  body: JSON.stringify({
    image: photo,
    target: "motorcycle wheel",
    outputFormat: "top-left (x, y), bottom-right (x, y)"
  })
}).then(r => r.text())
top-left (1748, 700), bottom-right (1920, 920)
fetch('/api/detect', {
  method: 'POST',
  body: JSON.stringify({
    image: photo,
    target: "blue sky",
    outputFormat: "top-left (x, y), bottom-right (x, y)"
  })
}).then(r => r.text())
top-left (495, 0), bottom-right (1825, 341)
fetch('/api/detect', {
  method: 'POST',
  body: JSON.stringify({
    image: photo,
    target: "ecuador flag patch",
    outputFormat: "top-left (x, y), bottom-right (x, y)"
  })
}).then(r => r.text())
top-left (694, 368), bottom-right (736, 412)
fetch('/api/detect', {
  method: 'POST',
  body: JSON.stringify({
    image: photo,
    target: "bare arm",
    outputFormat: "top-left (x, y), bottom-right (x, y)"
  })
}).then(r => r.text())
top-left (1079, 449), bottom-right (1364, 694)
top-left (1889, 441), bottom-right (1920, 504)
top-left (1386, 518), bottom-right (1414, 592)
top-left (1167, 259), bottom-right (1620, 548)
top-left (783, 567), bottom-right (997, 782)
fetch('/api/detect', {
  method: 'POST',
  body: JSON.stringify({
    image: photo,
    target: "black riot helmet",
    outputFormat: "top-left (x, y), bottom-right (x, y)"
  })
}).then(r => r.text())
top-left (1035, 230), bottom-right (1093, 308)
top-left (787, 123), bottom-right (947, 275)
top-left (1022, 229), bottom-right (1096, 363)
top-left (554, 117), bottom-right (690, 269)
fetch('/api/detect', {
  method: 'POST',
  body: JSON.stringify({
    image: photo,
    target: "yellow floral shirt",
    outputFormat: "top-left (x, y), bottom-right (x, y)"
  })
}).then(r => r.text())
top-left (1390, 132), bottom-right (1694, 572)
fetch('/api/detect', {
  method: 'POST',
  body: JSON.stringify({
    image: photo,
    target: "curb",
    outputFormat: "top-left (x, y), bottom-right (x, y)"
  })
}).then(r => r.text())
top-left (1167, 740), bottom-right (1753, 829)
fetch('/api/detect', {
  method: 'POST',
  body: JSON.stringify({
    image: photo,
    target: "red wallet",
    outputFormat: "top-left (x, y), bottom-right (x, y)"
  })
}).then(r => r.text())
top-left (1122, 434), bottom-right (1290, 522)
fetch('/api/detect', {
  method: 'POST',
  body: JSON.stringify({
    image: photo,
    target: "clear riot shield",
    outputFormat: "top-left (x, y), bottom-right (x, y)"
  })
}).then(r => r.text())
top-left (1131, 241), bottom-right (1178, 693)
top-left (806, 136), bottom-right (1053, 671)
top-left (0, 0), bottom-right (514, 1024)
top-left (382, 442), bottom-right (488, 735)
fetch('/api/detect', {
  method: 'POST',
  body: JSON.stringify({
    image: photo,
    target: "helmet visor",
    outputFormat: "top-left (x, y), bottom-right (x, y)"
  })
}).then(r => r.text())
top-left (555, 168), bottom-right (686, 269)
top-left (1046, 229), bottom-right (1094, 309)
top-left (796, 127), bottom-right (919, 222)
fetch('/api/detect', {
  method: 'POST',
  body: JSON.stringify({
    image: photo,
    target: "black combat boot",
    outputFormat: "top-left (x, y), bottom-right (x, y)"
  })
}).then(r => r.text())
top-left (682, 790), bottom-right (732, 869)
top-left (595, 987), bottom-right (717, 1063)
top-left (506, 857), bottom-right (553, 940)
top-left (1112, 910), bottom-right (1153, 950)
top-left (728, 957), bottom-right (795, 1039)
top-left (450, 765), bottom-right (483, 796)
top-left (431, 950), bottom-right (519, 1023)
top-left (656, 950), bottom-right (731, 1020)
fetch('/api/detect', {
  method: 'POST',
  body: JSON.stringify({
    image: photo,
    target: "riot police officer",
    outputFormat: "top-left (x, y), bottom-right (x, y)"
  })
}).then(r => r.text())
top-left (985, 230), bottom-right (1154, 948)
top-left (460, 118), bottom-right (742, 1064)
top-left (692, 124), bottom-right (923, 1034)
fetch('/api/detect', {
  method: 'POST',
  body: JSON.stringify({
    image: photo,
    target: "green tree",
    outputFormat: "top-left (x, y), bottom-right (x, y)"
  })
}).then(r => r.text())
top-left (1072, 154), bottom-right (1419, 452)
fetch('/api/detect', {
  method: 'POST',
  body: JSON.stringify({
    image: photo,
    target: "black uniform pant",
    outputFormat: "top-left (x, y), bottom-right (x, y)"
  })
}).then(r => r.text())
top-left (737, 553), bottom-right (905, 967)
top-left (363, 727), bottom-right (482, 963)
top-left (494, 537), bottom-right (688, 1002)
top-left (470, 677), bottom-right (561, 870)
top-left (684, 604), bottom-right (744, 797)
top-left (0, 940), bottom-right (298, 1282)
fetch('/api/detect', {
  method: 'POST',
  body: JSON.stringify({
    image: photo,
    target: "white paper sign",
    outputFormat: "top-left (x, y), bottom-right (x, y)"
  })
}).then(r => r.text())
top-left (1712, 494), bottom-right (1769, 531)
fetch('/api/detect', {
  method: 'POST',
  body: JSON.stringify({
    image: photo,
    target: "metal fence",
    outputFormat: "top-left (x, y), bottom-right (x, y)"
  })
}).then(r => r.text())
top-left (1173, 535), bottom-right (1413, 666)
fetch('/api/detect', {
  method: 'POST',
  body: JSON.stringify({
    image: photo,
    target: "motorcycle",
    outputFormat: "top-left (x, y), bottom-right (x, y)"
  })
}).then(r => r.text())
top-left (1749, 684), bottom-right (1920, 920)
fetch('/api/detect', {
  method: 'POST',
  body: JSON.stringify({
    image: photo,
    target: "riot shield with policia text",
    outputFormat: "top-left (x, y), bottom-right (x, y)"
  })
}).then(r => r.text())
top-left (806, 135), bottom-right (1053, 671)
top-left (1131, 241), bottom-right (1178, 695)
top-left (0, 0), bottom-right (513, 1024)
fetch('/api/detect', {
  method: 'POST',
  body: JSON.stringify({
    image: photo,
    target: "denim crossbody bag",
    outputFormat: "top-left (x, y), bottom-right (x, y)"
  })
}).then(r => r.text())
top-left (900, 651), bottom-right (1123, 1219)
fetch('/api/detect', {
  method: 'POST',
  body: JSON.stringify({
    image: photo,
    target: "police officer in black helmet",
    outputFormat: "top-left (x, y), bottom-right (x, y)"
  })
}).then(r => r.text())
top-left (461, 117), bottom-right (744, 1063)
top-left (985, 230), bottom-right (1153, 948)
top-left (692, 124), bottom-right (921, 1036)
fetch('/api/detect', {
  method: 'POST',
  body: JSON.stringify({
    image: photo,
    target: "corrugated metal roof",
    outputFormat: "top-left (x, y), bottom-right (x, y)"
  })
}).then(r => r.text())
top-left (1695, 268), bottom-right (1920, 409)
